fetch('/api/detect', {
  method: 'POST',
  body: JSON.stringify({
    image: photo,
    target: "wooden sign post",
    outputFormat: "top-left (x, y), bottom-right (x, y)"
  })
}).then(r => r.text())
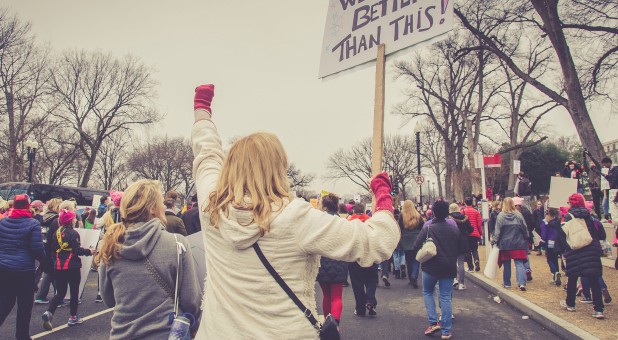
top-left (371, 44), bottom-right (386, 178)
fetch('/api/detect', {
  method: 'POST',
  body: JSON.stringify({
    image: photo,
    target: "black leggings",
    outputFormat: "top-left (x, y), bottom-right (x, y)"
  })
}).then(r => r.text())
top-left (48, 268), bottom-right (81, 316)
top-left (466, 237), bottom-right (480, 269)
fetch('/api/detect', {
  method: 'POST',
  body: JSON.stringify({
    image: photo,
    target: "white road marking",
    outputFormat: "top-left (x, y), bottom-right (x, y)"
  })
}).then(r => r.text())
top-left (31, 308), bottom-right (113, 339)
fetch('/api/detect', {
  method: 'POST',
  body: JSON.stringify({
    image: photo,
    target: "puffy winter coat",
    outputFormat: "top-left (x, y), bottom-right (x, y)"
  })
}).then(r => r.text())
top-left (558, 207), bottom-right (603, 278)
top-left (450, 212), bottom-right (473, 254)
top-left (0, 213), bottom-right (45, 272)
top-left (412, 218), bottom-right (463, 279)
top-left (463, 206), bottom-right (483, 239)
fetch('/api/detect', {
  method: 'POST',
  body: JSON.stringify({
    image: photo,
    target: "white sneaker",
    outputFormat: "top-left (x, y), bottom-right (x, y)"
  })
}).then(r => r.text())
top-left (457, 283), bottom-right (466, 290)
top-left (452, 279), bottom-right (459, 287)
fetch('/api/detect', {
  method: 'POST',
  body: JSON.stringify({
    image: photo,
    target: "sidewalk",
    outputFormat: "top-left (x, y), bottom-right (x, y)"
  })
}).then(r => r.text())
top-left (466, 243), bottom-right (618, 339)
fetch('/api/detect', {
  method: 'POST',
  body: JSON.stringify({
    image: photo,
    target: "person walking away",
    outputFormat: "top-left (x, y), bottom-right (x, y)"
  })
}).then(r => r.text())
top-left (579, 210), bottom-right (612, 305)
top-left (463, 197), bottom-right (482, 272)
top-left (0, 194), bottom-right (45, 340)
top-left (557, 193), bottom-right (605, 319)
top-left (191, 84), bottom-right (399, 338)
top-left (513, 197), bottom-right (535, 281)
top-left (316, 194), bottom-right (348, 326)
top-left (98, 180), bottom-right (202, 339)
top-left (539, 208), bottom-right (562, 286)
top-left (400, 200), bottom-right (425, 288)
top-left (449, 203), bottom-right (473, 290)
top-left (347, 203), bottom-right (381, 317)
top-left (412, 200), bottom-right (463, 339)
top-left (42, 209), bottom-right (95, 329)
top-left (492, 197), bottom-right (529, 291)
top-left (35, 198), bottom-right (63, 304)
top-left (181, 194), bottom-right (202, 235)
top-left (533, 201), bottom-right (545, 256)
top-left (487, 201), bottom-right (501, 242)
top-left (164, 199), bottom-right (188, 236)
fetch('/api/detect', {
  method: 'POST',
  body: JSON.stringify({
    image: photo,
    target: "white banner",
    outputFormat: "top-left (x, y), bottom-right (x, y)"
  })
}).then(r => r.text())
top-left (319, 0), bottom-right (454, 78)
top-left (513, 160), bottom-right (521, 175)
top-left (64, 228), bottom-right (101, 299)
top-left (548, 177), bottom-right (578, 209)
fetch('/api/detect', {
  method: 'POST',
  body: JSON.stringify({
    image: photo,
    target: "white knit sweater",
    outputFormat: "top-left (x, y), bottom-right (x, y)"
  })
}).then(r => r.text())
top-left (191, 115), bottom-right (400, 339)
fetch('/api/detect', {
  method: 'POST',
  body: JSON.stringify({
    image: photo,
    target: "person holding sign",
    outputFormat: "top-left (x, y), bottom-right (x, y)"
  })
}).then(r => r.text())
top-left (191, 85), bottom-right (399, 339)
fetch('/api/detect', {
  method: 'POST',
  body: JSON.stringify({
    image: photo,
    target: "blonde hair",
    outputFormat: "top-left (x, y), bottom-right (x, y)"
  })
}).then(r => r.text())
top-left (205, 132), bottom-right (291, 233)
top-left (401, 200), bottom-right (422, 230)
top-left (46, 198), bottom-right (62, 213)
top-left (448, 203), bottom-right (460, 213)
top-left (502, 197), bottom-right (517, 213)
top-left (59, 200), bottom-right (76, 211)
top-left (99, 179), bottom-right (164, 265)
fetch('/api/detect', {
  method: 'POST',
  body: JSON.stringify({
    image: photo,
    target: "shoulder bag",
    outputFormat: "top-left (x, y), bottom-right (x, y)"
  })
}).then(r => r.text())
top-left (415, 225), bottom-right (437, 263)
top-left (562, 213), bottom-right (593, 250)
top-left (253, 243), bottom-right (340, 340)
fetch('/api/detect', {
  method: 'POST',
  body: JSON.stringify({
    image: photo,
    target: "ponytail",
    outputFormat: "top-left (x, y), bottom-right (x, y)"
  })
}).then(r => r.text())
top-left (98, 222), bottom-right (127, 265)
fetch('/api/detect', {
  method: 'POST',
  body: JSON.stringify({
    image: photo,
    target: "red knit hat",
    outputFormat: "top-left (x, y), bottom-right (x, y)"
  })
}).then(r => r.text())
top-left (13, 194), bottom-right (31, 210)
top-left (568, 193), bottom-right (585, 207)
top-left (59, 209), bottom-right (76, 225)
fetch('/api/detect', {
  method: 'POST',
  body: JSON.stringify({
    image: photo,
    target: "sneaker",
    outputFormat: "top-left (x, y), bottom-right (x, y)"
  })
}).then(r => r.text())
top-left (34, 298), bottom-right (49, 305)
top-left (411, 278), bottom-right (419, 289)
top-left (519, 285), bottom-right (527, 291)
top-left (560, 300), bottom-right (576, 312)
top-left (382, 275), bottom-right (391, 287)
top-left (467, 269), bottom-right (475, 273)
top-left (503, 284), bottom-right (512, 289)
top-left (67, 315), bottom-right (83, 326)
top-left (366, 303), bottom-right (377, 316)
top-left (353, 310), bottom-right (365, 317)
top-left (457, 283), bottom-right (466, 291)
top-left (95, 294), bottom-right (103, 303)
top-left (526, 270), bottom-right (532, 281)
top-left (602, 289), bottom-right (612, 304)
top-left (475, 261), bottom-right (480, 272)
top-left (580, 298), bottom-right (593, 304)
top-left (58, 299), bottom-right (69, 307)
top-left (42, 311), bottom-right (53, 330)
top-left (441, 334), bottom-right (453, 340)
top-left (424, 323), bottom-right (441, 335)
top-left (555, 273), bottom-right (562, 286)
top-left (592, 311), bottom-right (605, 319)
top-left (453, 279), bottom-right (459, 288)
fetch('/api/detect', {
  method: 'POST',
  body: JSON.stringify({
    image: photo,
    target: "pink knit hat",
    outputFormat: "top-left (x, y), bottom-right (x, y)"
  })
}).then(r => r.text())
top-left (59, 209), bottom-right (76, 225)
top-left (110, 190), bottom-right (124, 207)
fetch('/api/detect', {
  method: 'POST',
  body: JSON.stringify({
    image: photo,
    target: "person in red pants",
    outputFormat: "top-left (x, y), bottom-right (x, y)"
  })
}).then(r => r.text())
top-left (316, 194), bottom-right (348, 325)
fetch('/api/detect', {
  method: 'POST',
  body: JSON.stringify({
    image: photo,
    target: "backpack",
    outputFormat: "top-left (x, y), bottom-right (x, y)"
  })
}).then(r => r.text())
top-left (562, 213), bottom-right (593, 250)
top-left (518, 178), bottom-right (531, 196)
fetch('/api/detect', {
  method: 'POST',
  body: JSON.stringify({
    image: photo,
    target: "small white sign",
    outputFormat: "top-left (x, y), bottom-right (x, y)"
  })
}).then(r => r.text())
top-left (513, 160), bottom-right (521, 175)
top-left (414, 175), bottom-right (425, 184)
top-left (354, 194), bottom-right (361, 203)
top-left (548, 177), bottom-right (578, 208)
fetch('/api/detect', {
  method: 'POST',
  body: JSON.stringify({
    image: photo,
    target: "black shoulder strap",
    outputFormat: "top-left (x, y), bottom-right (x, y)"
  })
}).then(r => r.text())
top-left (252, 243), bottom-right (320, 330)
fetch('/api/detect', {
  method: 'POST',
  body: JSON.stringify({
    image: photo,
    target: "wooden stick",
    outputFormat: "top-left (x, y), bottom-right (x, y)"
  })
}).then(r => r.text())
top-left (371, 44), bottom-right (386, 178)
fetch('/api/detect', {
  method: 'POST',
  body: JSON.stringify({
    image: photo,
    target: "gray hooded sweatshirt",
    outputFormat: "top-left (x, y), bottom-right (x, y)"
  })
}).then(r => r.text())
top-left (99, 218), bottom-right (202, 340)
top-left (494, 212), bottom-right (528, 251)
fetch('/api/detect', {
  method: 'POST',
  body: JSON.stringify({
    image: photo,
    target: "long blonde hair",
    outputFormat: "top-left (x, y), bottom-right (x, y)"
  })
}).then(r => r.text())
top-left (401, 200), bottom-right (422, 229)
top-left (47, 198), bottom-right (62, 213)
top-left (99, 179), bottom-right (164, 265)
top-left (501, 197), bottom-right (517, 213)
top-left (205, 132), bottom-right (291, 233)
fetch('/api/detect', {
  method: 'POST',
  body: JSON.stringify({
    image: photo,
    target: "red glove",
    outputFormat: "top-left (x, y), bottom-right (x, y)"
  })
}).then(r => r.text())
top-left (194, 84), bottom-right (215, 113)
top-left (370, 172), bottom-right (393, 213)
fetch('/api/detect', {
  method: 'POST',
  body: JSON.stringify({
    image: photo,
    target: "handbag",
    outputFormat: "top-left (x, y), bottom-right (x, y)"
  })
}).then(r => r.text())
top-left (415, 225), bottom-right (437, 263)
top-left (562, 213), bottom-right (593, 250)
top-left (253, 243), bottom-right (340, 340)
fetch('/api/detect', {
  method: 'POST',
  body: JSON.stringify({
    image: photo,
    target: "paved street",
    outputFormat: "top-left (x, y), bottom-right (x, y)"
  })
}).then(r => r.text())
top-left (1, 269), bottom-right (563, 339)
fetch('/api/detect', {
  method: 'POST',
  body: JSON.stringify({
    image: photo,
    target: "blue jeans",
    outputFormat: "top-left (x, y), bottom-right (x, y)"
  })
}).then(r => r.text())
top-left (422, 271), bottom-right (454, 335)
top-left (603, 190), bottom-right (610, 217)
top-left (581, 277), bottom-right (608, 300)
top-left (393, 247), bottom-right (405, 270)
top-left (503, 259), bottom-right (526, 287)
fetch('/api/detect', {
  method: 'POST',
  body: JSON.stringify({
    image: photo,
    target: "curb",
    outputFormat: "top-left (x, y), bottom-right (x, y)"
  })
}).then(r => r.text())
top-left (465, 272), bottom-right (599, 340)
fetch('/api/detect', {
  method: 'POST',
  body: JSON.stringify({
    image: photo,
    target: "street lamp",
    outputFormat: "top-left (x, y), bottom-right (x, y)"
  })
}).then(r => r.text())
top-left (414, 121), bottom-right (422, 207)
top-left (24, 139), bottom-right (39, 183)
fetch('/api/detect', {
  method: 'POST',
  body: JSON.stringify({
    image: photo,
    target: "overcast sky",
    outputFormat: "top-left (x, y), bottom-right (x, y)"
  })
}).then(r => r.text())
top-left (5, 0), bottom-right (617, 196)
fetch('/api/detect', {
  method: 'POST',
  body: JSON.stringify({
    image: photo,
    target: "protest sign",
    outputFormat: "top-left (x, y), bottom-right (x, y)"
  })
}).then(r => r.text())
top-left (513, 160), bottom-right (521, 174)
top-left (319, 0), bottom-right (454, 78)
top-left (548, 177), bottom-right (578, 208)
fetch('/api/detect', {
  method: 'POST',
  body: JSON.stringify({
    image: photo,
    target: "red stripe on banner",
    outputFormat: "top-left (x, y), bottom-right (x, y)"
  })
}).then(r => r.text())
top-left (483, 154), bottom-right (502, 168)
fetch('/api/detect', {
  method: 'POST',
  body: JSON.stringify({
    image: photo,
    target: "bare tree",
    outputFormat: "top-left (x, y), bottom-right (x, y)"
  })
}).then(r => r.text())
top-left (31, 121), bottom-right (81, 185)
top-left (93, 130), bottom-right (132, 190)
top-left (127, 136), bottom-right (192, 194)
top-left (0, 10), bottom-right (51, 182)
top-left (419, 121), bottom-right (446, 198)
top-left (455, 0), bottom-right (616, 162)
top-left (49, 50), bottom-right (160, 187)
top-left (287, 163), bottom-right (315, 192)
top-left (324, 135), bottom-right (417, 198)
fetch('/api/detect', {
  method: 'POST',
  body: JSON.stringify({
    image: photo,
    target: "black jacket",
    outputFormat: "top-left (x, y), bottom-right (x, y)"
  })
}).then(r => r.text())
top-left (316, 211), bottom-right (349, 283)
top-left (181, 206), bottom-right (202, 235)
top-left (412, 218), bottom-right (463, 279)
top-left (52, 226), bottom-right (92, 270)
top-left (41, 212), bottom-right (59, 273)
top-left (449, 212), bottom-right (472, 254)
top-left (558, 207), bottom-right (603, 278)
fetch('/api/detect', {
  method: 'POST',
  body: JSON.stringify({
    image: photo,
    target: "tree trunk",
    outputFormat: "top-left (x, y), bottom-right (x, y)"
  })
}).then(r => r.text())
top-left (531, 0), bottom-right (607, 160)
top-left (79, 146), bottom-right (100, 188)
top-left (5, 91), bottom-right (22, 182)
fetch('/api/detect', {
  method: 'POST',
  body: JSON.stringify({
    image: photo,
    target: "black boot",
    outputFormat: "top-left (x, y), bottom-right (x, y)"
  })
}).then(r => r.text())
top-left (394, 269), bottom-right (401, 279)
top-left (400, 265), bottom-right (406, 279)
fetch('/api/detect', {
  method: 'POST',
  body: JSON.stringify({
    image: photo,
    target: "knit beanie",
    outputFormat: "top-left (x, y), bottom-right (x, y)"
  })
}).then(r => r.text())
top-left (568, 193), bottom-right (585, 208)
top-left (59, 209), bottom-right (76, 225)
top-left (13, 194), bottom-right (31, 210)
top-left (432, 200), bottom-right (450, 219)
top-left (110, 190), bottom-right (124, 207)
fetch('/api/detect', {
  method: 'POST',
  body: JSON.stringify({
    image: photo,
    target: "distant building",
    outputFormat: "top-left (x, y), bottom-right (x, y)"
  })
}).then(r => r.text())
top-left (603, 138), bottom-right (618, 164)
